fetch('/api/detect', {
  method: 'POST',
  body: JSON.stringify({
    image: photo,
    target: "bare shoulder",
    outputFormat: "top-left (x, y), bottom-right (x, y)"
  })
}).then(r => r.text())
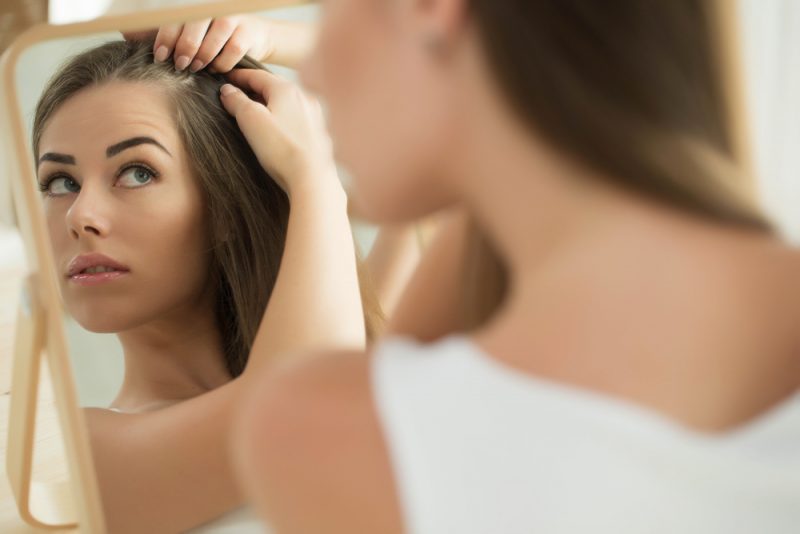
top-left (81, 385), bottom-right (246, 533)
top-left (234, 350), bottom-right (404, 534)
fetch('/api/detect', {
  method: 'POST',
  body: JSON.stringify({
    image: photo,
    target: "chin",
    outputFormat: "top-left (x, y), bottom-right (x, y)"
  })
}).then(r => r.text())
top-left (66, 304), bottom-right (139, 334)
top-left (71, 315), bottom-right (127, 334)
top-left (350, 181), bottom-right (456, 225)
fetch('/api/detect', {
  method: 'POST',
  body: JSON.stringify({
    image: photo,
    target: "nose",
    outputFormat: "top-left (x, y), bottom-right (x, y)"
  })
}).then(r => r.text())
top-left (65, 186), bottom-right (111, 240)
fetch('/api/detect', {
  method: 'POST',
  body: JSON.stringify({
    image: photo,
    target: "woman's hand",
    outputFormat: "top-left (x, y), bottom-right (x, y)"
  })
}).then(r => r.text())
top-left (220, 69), bottom-right (340, 199)
top-left (123, 15), bottom-right (274, 73)
top-left (123, 16), bottom-right (316, 71)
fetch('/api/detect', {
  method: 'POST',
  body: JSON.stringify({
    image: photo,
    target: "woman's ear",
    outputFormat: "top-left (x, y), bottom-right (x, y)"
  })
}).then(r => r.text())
top-left (410, 0), bottom-right (468, 54)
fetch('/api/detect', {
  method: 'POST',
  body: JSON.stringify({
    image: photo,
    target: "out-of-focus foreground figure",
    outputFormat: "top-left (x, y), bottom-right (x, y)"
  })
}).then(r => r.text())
top-left (231, 1), bottom-right (800, 533)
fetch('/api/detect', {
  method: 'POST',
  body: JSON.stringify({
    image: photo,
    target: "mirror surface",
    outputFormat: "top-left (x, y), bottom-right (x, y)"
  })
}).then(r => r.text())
top-left (5, 2), bottom-right (389, 530)
top-left (12, 2), bottom-right (377, 412)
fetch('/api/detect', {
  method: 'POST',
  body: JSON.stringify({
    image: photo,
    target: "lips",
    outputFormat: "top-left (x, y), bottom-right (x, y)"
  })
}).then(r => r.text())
top-left (67, 253), bottom-right (130, 278)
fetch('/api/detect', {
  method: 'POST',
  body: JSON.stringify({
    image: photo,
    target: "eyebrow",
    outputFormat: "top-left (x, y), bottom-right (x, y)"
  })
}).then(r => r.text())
top-left (106, 136), bottom-right (171, 158)
top-left (38, 153), bottom-right (75, 165)
top-left (38, 136), bottom-right (172, 167)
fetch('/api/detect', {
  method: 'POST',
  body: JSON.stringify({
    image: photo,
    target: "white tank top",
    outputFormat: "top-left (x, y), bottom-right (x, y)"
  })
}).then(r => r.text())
top-left (371, 335), bottom-right (800, 534)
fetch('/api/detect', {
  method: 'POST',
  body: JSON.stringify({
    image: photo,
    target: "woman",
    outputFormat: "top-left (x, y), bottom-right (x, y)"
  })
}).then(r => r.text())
top-left (33, 26), bottom-right (385, 531)
top-left (231, 1), bottom-right (800, 533)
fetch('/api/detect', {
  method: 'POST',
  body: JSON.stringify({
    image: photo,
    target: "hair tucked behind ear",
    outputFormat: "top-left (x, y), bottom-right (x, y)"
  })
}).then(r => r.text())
top-left (459, 0), bottom-right (771, 330)
top-left (33, 39), bottom-right (383, 377)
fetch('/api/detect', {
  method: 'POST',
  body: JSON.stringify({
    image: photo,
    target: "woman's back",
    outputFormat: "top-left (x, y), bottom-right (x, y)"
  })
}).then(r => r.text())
top-left (371, 212), bottom-right (800, 533)
top-left (467, 202), bottom-right (800, 433)
top-left (373, 333), bottom-right (800, 534)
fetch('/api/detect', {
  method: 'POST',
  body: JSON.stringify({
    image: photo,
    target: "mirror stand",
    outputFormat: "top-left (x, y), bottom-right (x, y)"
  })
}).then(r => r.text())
top-left (7, 273), bottom-right (79, 530)
top-left (2, 25), bottom-right (107, 534)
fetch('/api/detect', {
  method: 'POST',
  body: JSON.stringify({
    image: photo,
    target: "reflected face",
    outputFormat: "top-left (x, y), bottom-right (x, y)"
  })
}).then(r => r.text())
top-left (37, 81), bottom-right (212, 333)
top-left (301, 0), bottom-right (460, 222)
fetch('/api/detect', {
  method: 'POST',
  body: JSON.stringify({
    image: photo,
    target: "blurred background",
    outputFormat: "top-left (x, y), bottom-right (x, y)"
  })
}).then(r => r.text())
top-left (1, 0), bottom-right (799, 406)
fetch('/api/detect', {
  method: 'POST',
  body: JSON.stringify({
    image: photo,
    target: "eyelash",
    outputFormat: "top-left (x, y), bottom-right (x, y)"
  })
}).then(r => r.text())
top-left (38, 162), bottom-right (160, 196)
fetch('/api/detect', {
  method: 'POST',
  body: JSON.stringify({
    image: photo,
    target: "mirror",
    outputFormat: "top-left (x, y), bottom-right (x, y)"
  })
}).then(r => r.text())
top-left (2, 1), bottom-right (383, 531)
top-left (14, 3), bottom-right (323, 411)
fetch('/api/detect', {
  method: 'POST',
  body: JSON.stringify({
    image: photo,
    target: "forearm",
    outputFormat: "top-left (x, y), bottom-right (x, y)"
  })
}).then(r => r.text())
top-left (261, 19), bottom-right (318, 69)
top-left (387, 208), bottom-right (469, 340)
top-left (246, 178), bottom-right (366, 375)
top-left (366, 225), bottom-right (424, 317)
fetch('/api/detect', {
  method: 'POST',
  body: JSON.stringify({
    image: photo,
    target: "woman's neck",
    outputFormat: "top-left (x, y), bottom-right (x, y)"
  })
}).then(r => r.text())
top-left (440, 56), bottom-right (800, 432)
top-left (111, 291), bottom-right (232, 412)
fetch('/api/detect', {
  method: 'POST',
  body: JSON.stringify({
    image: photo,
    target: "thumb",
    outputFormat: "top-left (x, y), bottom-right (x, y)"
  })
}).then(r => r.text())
top-left (219, 84), bottom-right (268, 122)
top-left (219, 84), bottom-right (282, 173)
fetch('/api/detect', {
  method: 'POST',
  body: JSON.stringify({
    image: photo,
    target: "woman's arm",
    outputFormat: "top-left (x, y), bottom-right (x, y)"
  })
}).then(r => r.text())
top-left (260, 19), bottom-right (317, 69)
top-left (247, 179), bottom-right (364, 374)
top-left (221, 67), bottom-right (367, 368)
top-left (386, 208), bottom-right (470, 340)
top-left (85, 70), bottom-right (364, 533)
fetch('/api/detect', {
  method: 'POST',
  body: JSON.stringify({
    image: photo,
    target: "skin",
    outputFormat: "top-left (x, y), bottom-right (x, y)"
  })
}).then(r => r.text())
top-left (230, 1), bottom-right (800, 533)
top-left (36, 39), bottom-right (368, 532)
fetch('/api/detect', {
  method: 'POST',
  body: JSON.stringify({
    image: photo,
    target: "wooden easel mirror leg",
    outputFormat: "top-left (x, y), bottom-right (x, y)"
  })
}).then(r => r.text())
top-left (6, 273), bottom-right (78, 529)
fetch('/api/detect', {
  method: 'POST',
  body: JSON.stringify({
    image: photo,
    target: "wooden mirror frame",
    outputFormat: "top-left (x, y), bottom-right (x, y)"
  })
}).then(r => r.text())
top-left (1, 1), bottom-right (313, 531)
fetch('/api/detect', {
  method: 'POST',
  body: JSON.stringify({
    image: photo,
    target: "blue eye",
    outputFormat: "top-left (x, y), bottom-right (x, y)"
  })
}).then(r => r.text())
top-left (41, 176), bottom-right (81, 196)
top-left (117, 165), bottom-right (156, 188)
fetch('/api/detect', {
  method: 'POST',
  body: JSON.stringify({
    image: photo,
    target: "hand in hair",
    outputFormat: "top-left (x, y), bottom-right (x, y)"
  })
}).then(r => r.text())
top-left (122, 15), bottom-right (316, 72)
top-left (220, 69), bottom-right (340, 200)
top-left (122, 15), bottom-right (271, 72)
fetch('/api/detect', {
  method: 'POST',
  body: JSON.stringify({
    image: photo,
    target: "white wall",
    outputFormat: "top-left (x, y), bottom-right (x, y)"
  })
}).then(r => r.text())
top-left (739, 0), bottom-right (800, 243)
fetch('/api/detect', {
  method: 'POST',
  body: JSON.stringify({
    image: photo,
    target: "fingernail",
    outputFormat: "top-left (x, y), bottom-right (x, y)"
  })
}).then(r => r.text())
top-left (154, 45), bottom-right (169, 63)
top-left (175, 55), bottom-right (191, 71)
top-left (189, 59), bottom-right (204, 73)
top-left (220, 84), bottom-right (236, 96)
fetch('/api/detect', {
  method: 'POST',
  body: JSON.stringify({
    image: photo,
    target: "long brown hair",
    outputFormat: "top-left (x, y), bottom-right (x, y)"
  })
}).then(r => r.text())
top-left (460, 0), bottom-right (771, 330)
top-left (33, 39), bottom-right (383, 377)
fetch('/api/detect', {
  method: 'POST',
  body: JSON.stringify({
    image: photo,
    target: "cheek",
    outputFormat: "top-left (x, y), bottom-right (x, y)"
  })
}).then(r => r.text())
top-left (316, 7), bottom-right (458, 223)
top-left (136, 188), bottom-right (210, 287)
top-left (347, 84), bottom-right (456, 219)
top-left (44, 200), bottom-right (77, 288)
top-left (67, 186), bottom-right (212, 333)
top-left (45, 201), bottom-right (70, 249)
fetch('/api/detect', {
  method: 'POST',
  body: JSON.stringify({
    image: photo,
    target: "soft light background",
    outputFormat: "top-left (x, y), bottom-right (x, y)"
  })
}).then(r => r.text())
top-left (739, 0), bottom-right (800, 244)
top-left (0, 0), bottom-right (798, 406)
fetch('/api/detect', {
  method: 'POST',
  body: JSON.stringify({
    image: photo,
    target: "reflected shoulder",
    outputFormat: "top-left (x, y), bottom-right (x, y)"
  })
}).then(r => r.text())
top-left (234, 349), bottom-right (404, 534)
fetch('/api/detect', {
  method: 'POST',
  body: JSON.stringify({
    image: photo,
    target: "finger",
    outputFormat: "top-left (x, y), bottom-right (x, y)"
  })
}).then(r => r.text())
top-left (173, 19), bottom-right (212, 71)
top-left (122, 29), bottom-right (157, 42)
top-left (191, 18), bottom-right (237, 72)
top-left (219, 84), bottom-right (287, 178)
top-left (219, 84), bottom-right (278, 150)
top-left (225, 68), bottom-right (286, 102)
top-left (208, 27), bottom-right (251, 74)
top-left (153, 23), bottom-right (183, 63)
top-left (219, 83), bottom-right (266, 117)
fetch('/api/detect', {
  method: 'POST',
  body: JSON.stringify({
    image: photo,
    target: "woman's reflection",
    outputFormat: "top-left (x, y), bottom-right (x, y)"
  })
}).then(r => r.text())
top-left (31, 35), bottom-right (380, 532)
